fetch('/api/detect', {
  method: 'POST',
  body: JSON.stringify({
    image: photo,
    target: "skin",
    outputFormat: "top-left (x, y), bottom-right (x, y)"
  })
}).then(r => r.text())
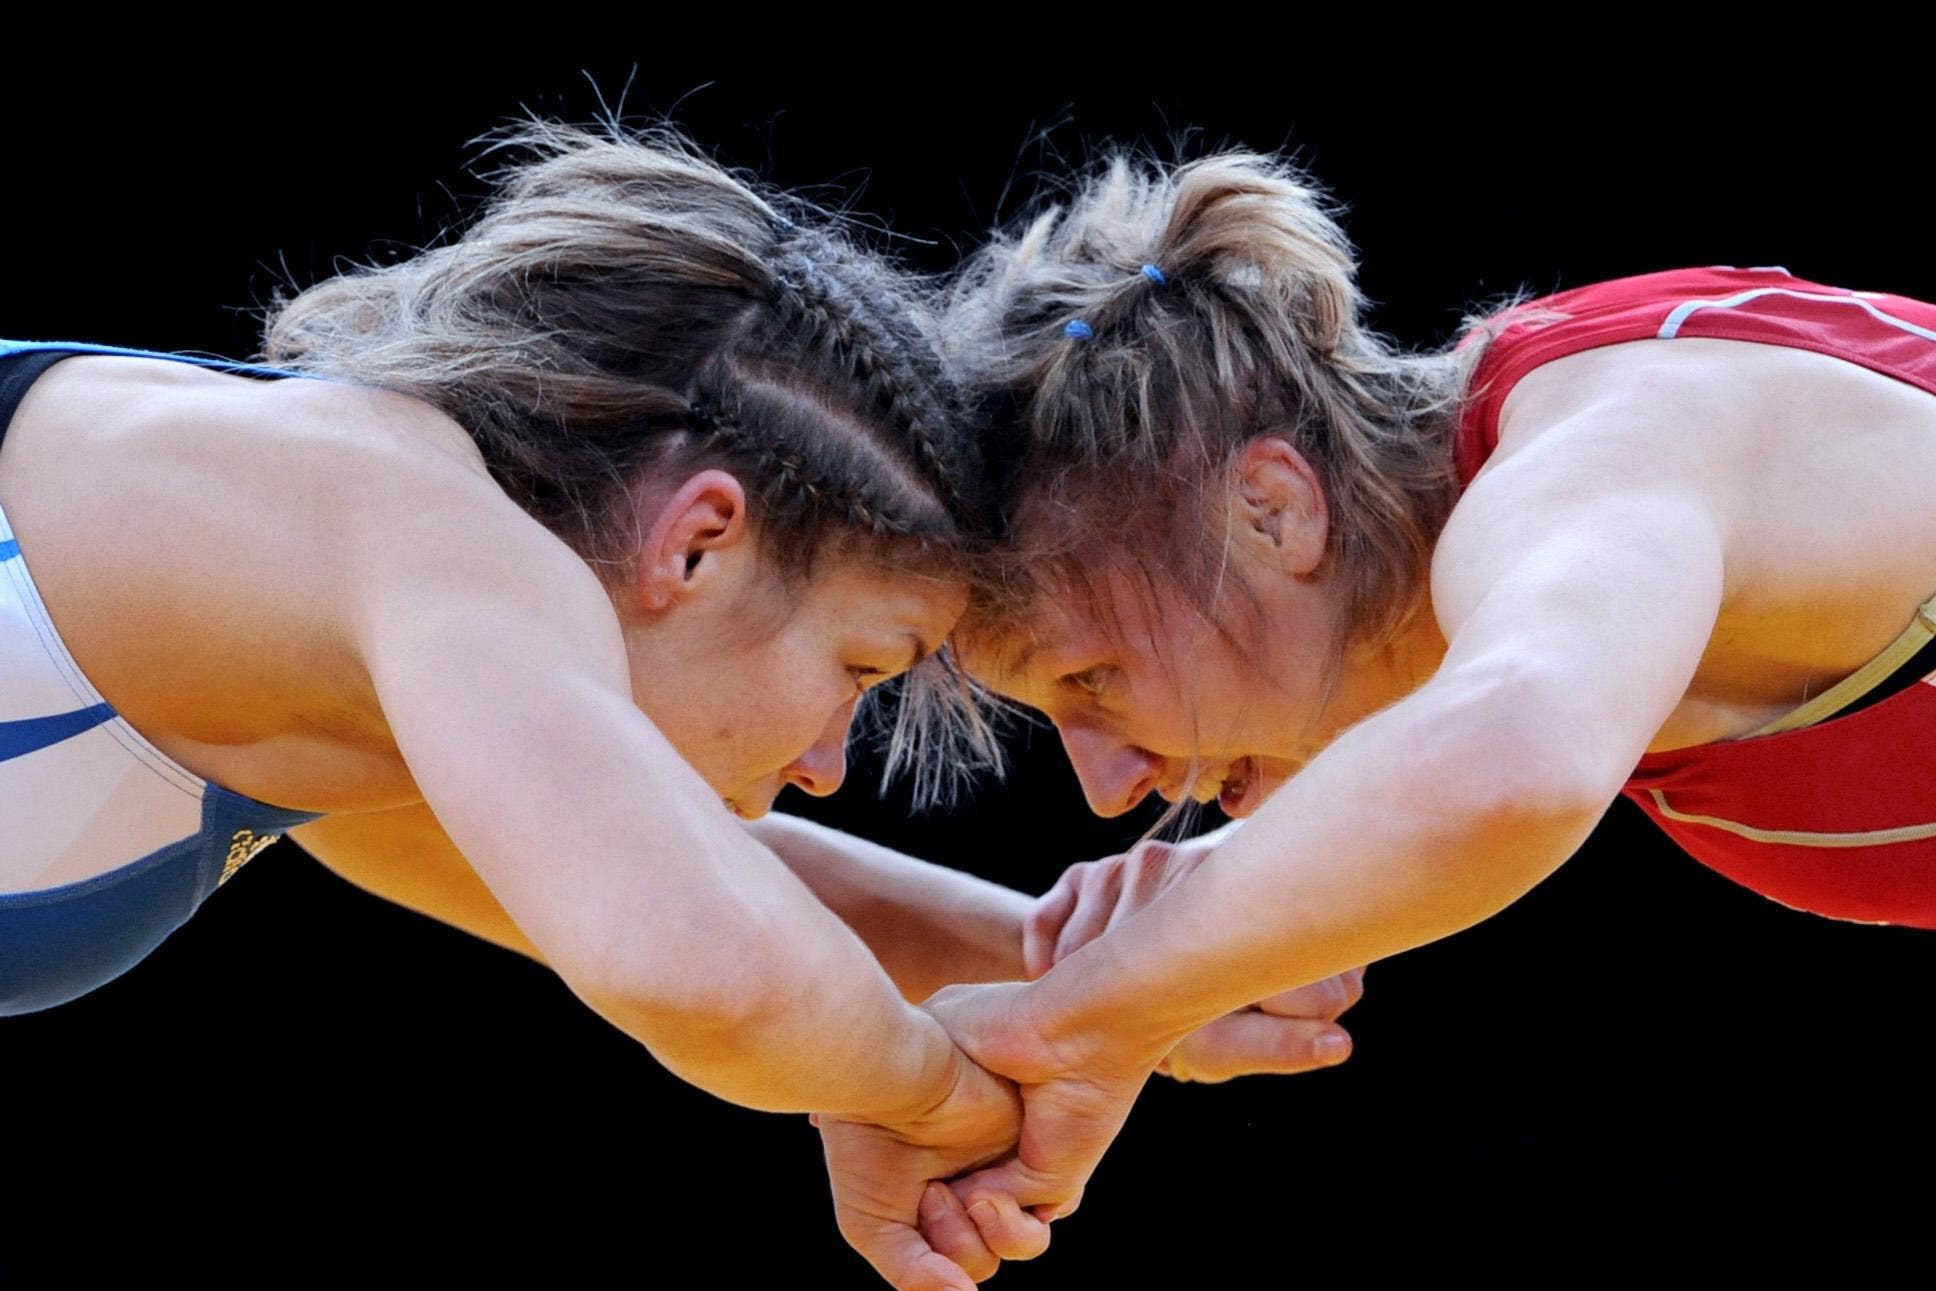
top-left (0, 354), bottom-right (1368, 1290)
top-left (928, 335), bottom-right (1936, 1262)
top-left (0, 354), bottom-right (998, 1289)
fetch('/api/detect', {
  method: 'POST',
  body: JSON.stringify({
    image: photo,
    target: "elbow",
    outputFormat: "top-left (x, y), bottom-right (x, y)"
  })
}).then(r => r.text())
top-left (1405, 667), bottom-right (1627, 910)
top-left (1426, 658), bottom-right (1634, 816)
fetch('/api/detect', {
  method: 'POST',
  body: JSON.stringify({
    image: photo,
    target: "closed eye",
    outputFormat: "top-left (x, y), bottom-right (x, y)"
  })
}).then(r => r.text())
top-left (849, 665), bottom-right (895, 695)
top-left (1061, 665), bottom-right (1117, 698)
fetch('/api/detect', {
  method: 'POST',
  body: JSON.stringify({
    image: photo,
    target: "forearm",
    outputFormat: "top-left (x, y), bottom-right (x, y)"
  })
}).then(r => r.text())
top-left (395, 693), bottom-right (966, 1120)
top-left (744, 814), bottom-right (1031, 1001)
top-left (581, 881), bottom-right (965, 1120)
top-left (297, 799), bottom-right (958, 1119)
top-left (553, 790), bottom-right (974, 1119)
top-left (1024, 670), bottom-right (1608, 1062)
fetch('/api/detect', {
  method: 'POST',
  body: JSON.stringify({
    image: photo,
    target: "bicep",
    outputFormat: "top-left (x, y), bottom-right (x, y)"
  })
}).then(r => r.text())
top-left (1430, 432), bottom-right (1728, 796)
top-left (288, 805), bottom-right (544, 963)
top-left (340, 468), bottom-right (760, 998)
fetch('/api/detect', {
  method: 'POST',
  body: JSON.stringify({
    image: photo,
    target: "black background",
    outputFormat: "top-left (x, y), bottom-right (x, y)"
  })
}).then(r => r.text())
top-left (3, 48), bottom-right (1932, 1285)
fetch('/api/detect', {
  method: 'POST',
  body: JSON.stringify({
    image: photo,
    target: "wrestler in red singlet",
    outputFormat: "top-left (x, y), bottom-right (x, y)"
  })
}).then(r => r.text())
top-left (1458, 266), bottom-right (1936, 928)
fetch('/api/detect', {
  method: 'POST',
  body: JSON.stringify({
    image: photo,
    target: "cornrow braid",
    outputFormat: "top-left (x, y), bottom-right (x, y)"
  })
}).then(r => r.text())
top-left (685, 396), bottom-right (918, 539)
top-left (259, 117), bottom-right (1004, 805)
top-left (762, 235), bottom-right (981, 528)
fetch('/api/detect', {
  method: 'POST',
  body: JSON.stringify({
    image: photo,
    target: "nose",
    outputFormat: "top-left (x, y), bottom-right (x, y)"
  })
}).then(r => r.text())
top-left (1056, 722), bottom-right (1165, 817)
top-left (783, 700), bottom-right (855, 798)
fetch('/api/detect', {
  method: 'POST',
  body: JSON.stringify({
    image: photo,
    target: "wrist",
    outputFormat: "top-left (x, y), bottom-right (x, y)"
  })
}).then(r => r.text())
top-left (1019, 948), bottom-right (1191, 1083)
top-left (868, 1005), bottom-right (974, 1127)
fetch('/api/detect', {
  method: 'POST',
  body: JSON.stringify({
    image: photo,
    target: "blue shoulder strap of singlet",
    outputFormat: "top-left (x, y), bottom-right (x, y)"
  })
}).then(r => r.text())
top-left (0, 334), bottom-right (331, 828)
top-left (0, 338), bottom-right (316, 381)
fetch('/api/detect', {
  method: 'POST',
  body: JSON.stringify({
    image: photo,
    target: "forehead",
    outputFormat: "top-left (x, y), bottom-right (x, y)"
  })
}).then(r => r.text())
top-left (805, 559), bottom-right (968, 630)
top-left (962, 558), bottom-right (1199, 680)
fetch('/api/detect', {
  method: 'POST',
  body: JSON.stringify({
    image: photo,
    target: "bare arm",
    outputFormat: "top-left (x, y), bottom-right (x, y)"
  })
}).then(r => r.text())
top-left (927, 412), bottom-right (1734, 1226)
top-left (1029, 444), bottom-right (1728, 1059)
top-left (289, 803), bottom-right (544, 962)
top-left (334, 452), bottom-right (968, 1123)
top-left (742, 814), bottom-right (1029, 1001)
top-left (291, 806), bottom-right (1030, 1002)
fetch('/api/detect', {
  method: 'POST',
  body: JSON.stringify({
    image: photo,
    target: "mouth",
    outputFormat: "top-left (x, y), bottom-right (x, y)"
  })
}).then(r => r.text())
top-left (1216, 756), bottom-right (1261, 817)
top-left (1160, 757), bottom-right (1265, 816)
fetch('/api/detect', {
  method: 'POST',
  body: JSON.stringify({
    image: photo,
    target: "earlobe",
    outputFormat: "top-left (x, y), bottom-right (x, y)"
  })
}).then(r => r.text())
top-left (1235, 437), bottom-right (1329, 577)
top-left (634, 469), bottom-right (749, 611)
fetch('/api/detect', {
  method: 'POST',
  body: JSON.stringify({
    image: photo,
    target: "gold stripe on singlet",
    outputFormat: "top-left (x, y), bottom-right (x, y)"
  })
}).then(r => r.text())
top-left (1645, 590), bottom-right (1936, 851)
top-left (1646, 789), bottom-right (1936, 848)
top-left (1740, 590), bottom-right (1936, 738)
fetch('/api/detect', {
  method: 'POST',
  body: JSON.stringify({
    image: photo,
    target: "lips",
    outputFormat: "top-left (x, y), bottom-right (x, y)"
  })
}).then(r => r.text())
top-left (1155, 756), bottom-right (1283, 817)
top-left (1218, 756), bottom-right (1257, 816)
top-left (1161, 763), bottom-right (1235, 806)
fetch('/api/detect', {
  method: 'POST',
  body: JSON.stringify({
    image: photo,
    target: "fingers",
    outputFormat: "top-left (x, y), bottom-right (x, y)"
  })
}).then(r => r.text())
top-left (1034, 1184), bottom-right (1084, 1221)
top-left (1101, 843), bottom-right (1182, 941)
top-left (1021, 877), bottom-right (1080, 979)
top-left (961, 1191), bottom-right (1052, 1262)
top-left (843, 1213), bottom-right (981, 1291)
top-left (918, 1182), bottom-right (999, 1282)
top-left (1050, 861), bottom-right (1126, 967)
top-left (1252, 966), bottom-right (1367, 1022)
top-left (1028, 843), bottom-right (1217, 977)
top-left (1164, 1013), bottom-right (1354, 1083)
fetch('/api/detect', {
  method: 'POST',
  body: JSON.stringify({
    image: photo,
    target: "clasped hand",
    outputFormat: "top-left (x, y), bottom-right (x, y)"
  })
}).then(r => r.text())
top-left (817, 836), bottom-right (1365, 1287)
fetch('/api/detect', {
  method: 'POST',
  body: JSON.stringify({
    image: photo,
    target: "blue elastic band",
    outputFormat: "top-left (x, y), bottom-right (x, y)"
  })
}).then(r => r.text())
top-left (1064, 320), bottom-right (1095, 340)
top-left (1141, 264), bottom-right (1167, 286)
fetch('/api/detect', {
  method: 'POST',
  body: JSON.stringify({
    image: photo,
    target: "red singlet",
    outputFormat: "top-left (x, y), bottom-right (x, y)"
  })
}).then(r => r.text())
top-left (1457, 266), bottom-right (1936, 928)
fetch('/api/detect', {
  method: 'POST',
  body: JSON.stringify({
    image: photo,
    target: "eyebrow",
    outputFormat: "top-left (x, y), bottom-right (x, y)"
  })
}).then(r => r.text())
top-left (1003, 638), bottom-right (1048, 676)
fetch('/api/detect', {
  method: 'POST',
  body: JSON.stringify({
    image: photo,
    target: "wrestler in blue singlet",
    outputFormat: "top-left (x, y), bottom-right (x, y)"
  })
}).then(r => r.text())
top-left (0, 341), bottom-right (329, 1015)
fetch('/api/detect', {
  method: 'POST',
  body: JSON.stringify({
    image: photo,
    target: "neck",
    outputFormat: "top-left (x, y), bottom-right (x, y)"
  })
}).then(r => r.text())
top-left (1322, 595), bottom-right (1451, 740)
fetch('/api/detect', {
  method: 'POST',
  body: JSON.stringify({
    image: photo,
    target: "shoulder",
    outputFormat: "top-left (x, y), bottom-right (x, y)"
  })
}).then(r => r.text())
top-left (1437, 339), bottom-right (1747, 598)
top-left (1495, 337), bottom-right (1767, 454)
top-left (1473, 333), bottom-right (1863, 518)
top-left (7, 352), bottom-right (499, 505)
top-left (12, 351), bottom-right (619, 687)
top-left (227, 376), bottom-right (625, 656)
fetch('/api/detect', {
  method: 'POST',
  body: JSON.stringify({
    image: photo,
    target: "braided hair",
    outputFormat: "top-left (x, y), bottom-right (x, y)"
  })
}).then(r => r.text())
top-left (260, 119), bottom-right (998, 802)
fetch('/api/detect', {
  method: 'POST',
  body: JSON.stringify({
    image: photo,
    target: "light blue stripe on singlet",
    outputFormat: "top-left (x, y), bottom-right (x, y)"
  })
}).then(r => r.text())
top-left (0, 702), bottom-right (116, 763)
top-left (1658, 287), bottom-right (1936, 343)
top-left (0, 539), bottom-right (16, 562)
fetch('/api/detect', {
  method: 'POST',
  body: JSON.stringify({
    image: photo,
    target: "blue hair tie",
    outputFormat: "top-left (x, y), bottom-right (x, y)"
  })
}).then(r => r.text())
top-left (1064, 320), bottom-right (1095, 340)
top-left (1141, 263), bottom-right (1168, 286)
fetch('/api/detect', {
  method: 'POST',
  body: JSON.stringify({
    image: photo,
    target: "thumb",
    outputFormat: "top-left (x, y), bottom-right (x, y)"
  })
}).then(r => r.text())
top-left (846, 1217), bottom-right (981, 1291)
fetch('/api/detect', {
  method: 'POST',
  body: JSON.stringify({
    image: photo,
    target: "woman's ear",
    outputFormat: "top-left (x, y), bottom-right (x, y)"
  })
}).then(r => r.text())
top-left (634, 469), bottom-right (749, 611)
top-left (1233, 437), bottom-right (1329, 577)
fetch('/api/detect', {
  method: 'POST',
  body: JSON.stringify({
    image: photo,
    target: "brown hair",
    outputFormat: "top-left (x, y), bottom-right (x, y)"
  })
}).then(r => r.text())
top-left (944, 149), bottom-right (1496, 678)
top-left (260, 119), bottom-right (999, 803)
